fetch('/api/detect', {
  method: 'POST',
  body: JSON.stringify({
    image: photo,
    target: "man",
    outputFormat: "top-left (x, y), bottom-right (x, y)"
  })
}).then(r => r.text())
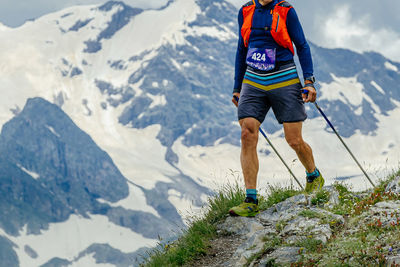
top-left (229, 0), bottom-right (324, 217)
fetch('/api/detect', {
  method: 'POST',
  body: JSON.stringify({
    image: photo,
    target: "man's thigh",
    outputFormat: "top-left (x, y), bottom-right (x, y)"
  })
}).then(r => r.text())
top-left (283, 121), bottom-right (303, 141)
top-left (269, 82), bottom-right (307, 124)
top-left (238, 84), bottom-right (271, 124)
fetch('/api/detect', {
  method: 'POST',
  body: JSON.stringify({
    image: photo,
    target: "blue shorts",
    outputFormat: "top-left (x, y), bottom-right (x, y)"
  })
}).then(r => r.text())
top-left (238, 63), bottom-right (307, 124)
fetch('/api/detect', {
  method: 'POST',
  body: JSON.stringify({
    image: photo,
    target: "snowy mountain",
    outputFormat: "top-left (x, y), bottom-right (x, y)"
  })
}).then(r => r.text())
top-left (0, 0), bottom-right (400, 266)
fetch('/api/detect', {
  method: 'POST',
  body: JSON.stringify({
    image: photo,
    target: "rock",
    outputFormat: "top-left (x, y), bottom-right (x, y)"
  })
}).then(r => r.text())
top-left (387, 255), bottom-right (400, 265)
top-left (274, 194), bottom-right (308, 213)
top-left (259, 205), bottom-right (305, 225)
top-left (324, 185), bottom-right (340, 208)
top-left (24, 245), bottom-right (38, 259)
top-left (281, 216), bottom-right (332, 244)
top-left (259, 194), bottom-right (308, 225)
top-left (233, 229), bottom-right (270, 267)
top-left (215, 192), bottom-right (346, 267)
top-left (259, 247), bottom-right (302, 266)
top-left (281, 216), bottom-right (320, 236)
top-left (217, 217), bottom-right (264, 237)
top-left (309, 224), bottom-right (332, 243)
top-left (385, 176), bottom-right (400, 194)
top-left (373, 201), bottom-right (400, 210)
top-left (363, 200), bottom-right (400, 227)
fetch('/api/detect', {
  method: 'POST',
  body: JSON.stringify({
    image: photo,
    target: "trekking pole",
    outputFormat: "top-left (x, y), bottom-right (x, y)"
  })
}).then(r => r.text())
top-left (234, 96), bottom-right (304, 190)
top-left (302, 90), bottom-right (375, 187)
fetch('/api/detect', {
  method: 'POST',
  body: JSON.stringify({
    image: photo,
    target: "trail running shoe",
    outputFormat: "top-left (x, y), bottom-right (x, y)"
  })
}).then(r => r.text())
top-left (305, 174), bottom-right (325, 193)
top-left (229, 197), bottom-right (259, 217)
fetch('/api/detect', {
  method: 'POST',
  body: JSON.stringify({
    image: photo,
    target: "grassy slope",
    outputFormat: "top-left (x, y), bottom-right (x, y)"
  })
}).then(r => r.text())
top-left (142, 169), bottom-right (400, 267)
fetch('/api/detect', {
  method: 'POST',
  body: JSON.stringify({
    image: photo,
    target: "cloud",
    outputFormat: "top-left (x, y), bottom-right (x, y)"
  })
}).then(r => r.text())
top-left (315, 5), bottom-right (400, 62)
top-left (227, 0), bottom-right (400, 62)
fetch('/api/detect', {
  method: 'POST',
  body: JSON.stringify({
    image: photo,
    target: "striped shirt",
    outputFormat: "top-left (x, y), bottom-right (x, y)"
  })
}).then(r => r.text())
top-left (242, 63), bottom-right (300, 91)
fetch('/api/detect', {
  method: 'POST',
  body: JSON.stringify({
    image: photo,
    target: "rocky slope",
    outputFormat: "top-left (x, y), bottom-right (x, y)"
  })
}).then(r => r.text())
top-left (191, 176), bottom-right (400, 266)
top-left (1, 0), bottom-right (400, 266)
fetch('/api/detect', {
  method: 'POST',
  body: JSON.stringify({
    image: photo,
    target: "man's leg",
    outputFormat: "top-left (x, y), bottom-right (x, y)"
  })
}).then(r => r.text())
top-left (283, 122), bottom-right (315, 173)
top-left (283, 121), bottom-right (324, 192)
top-left (239, 117), bottom-right (261, 190)
top-left (229, 117), bottom-right (261, 217)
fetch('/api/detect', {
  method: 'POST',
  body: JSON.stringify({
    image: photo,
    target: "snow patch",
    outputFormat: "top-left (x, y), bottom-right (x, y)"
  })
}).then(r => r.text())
top-left (385, 61), bottom-right (398, 72)
top-left (45, 125), bottom-right (61, 137)
top-left (319, 74), bottom-right (364, 106)
top-left (17, 164), bottom-right (40, 179)
top-left (168, 189), bottom-right (202, 225)
top-left (170, 58), bottom-right (181, 70)
top-left (148, 94), bottom-right (167, 109)
top-left (100, 0), bottom-right (201, 59)
top-left (364, 94), bottom-right (381, 114)
top-left (191, 26), bottom-right (235, 41)
top-left (70, 253), bottom-right (114, 267)
top-left (370, 81), bottom-right (385, 94)
top-left (63, 96), bottom-right (177, 189)
top-left (0, 22), bottom-right (10, 31)
top-left (98, 183), bottom-right (160, 218)
top-left (354, 106), bottom-right (362, 116)
top-left (0, 214), bottom-right (157, 267)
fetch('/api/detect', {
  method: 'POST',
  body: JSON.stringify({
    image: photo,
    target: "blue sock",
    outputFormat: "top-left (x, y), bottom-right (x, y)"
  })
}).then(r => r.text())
top-left (246, 189), bottom-right (257, 202)
top-left (306, 168), bottom-right (320, 183)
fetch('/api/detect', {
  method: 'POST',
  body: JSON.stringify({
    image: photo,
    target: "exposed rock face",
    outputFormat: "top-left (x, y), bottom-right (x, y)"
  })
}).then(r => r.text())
top-left (217, 192), bottom-right (344, 266)
top-left (0, 97), bottom-right (131, 235)
top-left (0, 97), bottom-right (182, 266)
top-left (386, 176), bottom-right (400, 194)
top-left (215, 180), bottom-right (400, 266)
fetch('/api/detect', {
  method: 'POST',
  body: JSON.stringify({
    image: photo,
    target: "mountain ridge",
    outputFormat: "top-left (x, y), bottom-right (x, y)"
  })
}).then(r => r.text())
top-left (0, 0), bottom-right (399, 266)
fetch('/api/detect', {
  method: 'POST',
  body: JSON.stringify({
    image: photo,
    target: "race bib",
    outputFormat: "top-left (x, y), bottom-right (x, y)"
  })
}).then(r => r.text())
top-left (246, 48), bottom-right (276, 71)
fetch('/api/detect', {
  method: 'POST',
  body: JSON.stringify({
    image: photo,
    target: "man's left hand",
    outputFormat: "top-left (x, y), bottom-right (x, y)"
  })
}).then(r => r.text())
top-left (302, 84), bottom-right (317, 103)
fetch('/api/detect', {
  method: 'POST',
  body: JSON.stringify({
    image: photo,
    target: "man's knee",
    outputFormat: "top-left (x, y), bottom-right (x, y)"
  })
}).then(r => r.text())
top-left (240, 119), bottom-right (259, 146)
top-left (286, 136), bottom-right (303, 151)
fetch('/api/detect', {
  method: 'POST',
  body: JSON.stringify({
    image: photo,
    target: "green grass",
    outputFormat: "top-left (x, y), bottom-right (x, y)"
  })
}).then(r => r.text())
top-left (142, 182), bottom-right (301, 266)
top-left (245, 236), bottom-right (283, 266)
top-left (311, 189), bottom-right (330, 205)
top-left (330, 182), bottom-right (358, 215)
top-left (259, 184), bottom-right (301, 210)
top-left (294, 169), bottom-right (400, 266)
top-left (374, 168), bottom-right (400, 194)
top-left (293, 237), bottom-right (323, 252)
top-left (298, 209), bottom-right (323, 219)
top-left (142, 182), bottom-right (245, 266)
top-left (143, 168), bottom-right (400, 267)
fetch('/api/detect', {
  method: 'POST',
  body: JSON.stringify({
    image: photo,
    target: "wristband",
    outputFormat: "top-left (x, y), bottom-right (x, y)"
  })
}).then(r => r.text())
top-left (305, 76), bottom-right (316, 83)
top-left (304, 83), bottom-right (315, 89)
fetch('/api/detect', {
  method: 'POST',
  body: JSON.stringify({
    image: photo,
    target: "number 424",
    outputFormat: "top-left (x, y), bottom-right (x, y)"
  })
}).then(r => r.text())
top-left (252, 53), bottom-right (266, 62)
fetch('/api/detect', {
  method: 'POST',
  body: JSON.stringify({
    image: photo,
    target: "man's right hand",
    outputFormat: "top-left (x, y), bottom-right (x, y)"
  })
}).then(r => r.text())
top-left (232, 93), bottom-right (240, 107)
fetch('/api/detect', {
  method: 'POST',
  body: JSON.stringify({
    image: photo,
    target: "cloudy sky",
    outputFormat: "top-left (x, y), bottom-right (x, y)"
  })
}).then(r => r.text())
top-left (0, 0), bottom-right (399, 61)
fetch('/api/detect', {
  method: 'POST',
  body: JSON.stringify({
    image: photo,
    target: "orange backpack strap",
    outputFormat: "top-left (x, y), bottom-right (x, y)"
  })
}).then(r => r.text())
top-left (243, 0), bottom-right (254, 7)
top-left (277, 0), bottom-right (292, 8)
top-left (241, 0), bottom-right (256, 48)
top-left (271, 1), bottom-right (295, 55)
